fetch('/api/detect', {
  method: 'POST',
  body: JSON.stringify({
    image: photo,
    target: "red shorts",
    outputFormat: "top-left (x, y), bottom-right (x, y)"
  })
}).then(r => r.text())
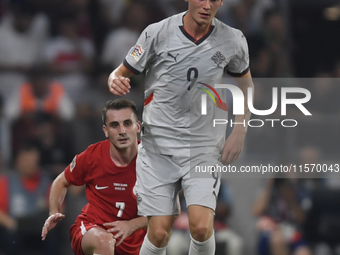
top-left (70, 219), bottom-right (100, 255)
top-left (69, 217), bottom-right (145, 255)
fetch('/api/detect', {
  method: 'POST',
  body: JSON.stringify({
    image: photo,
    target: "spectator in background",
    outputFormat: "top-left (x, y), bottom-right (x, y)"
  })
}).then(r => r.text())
top-left (157, 0), bottom-right (188, 17)
top-left (252, 177), bottom-right (312, 255)
top-left (297, 75), bottom-right (340, 153)
top-left (101, 2), bottom-right (149, 70)
top-left (307, 72), bottom-right (340, 115)
top-left (34, 113), bottom-right (75, 179)
top-left (0, 95), bottom-right (8, 168)
top-left (214, 182), bottom-right (244, 255)
top-left (302, 74), bottom-right (340, 153)
top-left (220, 0), bottom-right (275, 36)
top-left (0, 143), bottom-right (59, 255)
top-left (41, 8), bottom-right (95, 101)
top-left (0, 1), bottom-right (7, 20)
top-left (296, 146), bottom-right (326, 191)
top-left (3, 66), bottom-right (74, 163)
top-left (134, 0), bottom-right (167, 25)
top-left (0, 0), bottom-right (49, 98)
top-left (249, 10), bottom-right (293, 78)
top-left (4, 65), bottom-right (75, 122)
top-left (98, 0), bottom-right (127, 28)
top-left (296, 146), bottom-right (340, 255)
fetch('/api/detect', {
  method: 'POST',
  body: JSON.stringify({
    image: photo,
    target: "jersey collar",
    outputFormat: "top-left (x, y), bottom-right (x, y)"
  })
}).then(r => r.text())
top-left (179, 12), bottom-right (215, 46)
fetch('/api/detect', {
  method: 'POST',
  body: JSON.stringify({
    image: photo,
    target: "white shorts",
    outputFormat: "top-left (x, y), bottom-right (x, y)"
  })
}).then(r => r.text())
top-left (135, 143), bottom-right (221, 216)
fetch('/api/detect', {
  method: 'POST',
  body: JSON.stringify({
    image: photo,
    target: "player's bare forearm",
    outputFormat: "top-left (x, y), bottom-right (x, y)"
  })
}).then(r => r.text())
top-left (49, 171), bottom-right (70, 215)
top-left (128, 216), bottom-right (148, 232)
top-left (221, 70), bottom-right (254, 165)
top-left (233, 70), bottom-right (254, 134)
top-left (0, 210), bottom-right (17, 230)
top-left (289, 203), bottom-right (306, 223)
top-left (42, 172), bottom-right (70, 240)
top-left (103, 216), bottom-right (147, 235)
top-left (252, 180), bottom-right (273, 216)
top-left (108, 63), bottom-right (134, 96)
top-left (104, 216), bottom-right (147, 246)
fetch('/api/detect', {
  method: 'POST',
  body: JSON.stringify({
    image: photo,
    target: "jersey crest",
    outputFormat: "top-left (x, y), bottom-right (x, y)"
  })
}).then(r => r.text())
top-left (211, 51), bottom-right (227, 68)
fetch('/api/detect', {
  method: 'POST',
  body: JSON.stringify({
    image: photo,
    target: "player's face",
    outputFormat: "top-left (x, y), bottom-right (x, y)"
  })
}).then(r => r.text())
top-left (16, 149), bottom-right (40, 177)
top-left (186, 0), bottom-right (223, 26)
top-left (103, 108), bottom-right (141, 150)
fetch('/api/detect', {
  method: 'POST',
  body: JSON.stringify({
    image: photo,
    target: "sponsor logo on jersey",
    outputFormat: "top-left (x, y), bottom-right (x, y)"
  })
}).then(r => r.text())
top-left (70, 156), bottom-right (76, 172)
top-left (130, 45), bottom-right (144, 61)
top-left (211, 51), bottom-right (227, 68)
top-left (167, 52), bottom-right (179, 62)
top-left (95, 185), bottom-right (109, 190)
top-left (114, 183), bottom-right (127, 191)
top-left (145, 31), bottom-right (150, 41)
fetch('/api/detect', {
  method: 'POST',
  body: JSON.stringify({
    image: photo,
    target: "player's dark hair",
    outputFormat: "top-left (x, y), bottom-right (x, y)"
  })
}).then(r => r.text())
top-left (102, 99), bottom-right (139, 125)
top-left (13, 140), bottom-right (40, 164)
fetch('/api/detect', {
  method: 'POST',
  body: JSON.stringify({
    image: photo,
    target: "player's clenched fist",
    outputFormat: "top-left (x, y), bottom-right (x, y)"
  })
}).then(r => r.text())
top-left (108, 63), bottom-right (133, 96)
top-left (41, 213), bottom-right (65, 240)
top-left (108, 73), bottom-right (131, 96)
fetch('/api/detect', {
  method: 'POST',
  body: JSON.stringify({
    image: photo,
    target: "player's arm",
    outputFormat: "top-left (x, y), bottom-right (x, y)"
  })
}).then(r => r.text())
top-left (104, 216), bottom-right (147, 246)
top-left (108, 63), bottom-right (134, 96)
top-left (41, 171), bottom-right (71, 240)
top-left (281, 183), bottom-right (306, 223)
top-left (0, 210), bottom-right (17, 230)
top-left (252, 179), bottom-right (273, 217)
top-left (233, 69), bottom-right (253, 132)
top-left (221, 70), bottom-right (254, 165)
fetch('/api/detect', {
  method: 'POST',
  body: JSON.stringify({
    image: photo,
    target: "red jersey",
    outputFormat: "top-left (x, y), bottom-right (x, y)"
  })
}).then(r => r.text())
top-left (64, 139), bottom-right (146, 254)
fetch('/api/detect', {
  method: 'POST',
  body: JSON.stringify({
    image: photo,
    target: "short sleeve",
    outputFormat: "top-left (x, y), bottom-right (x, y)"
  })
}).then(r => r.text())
top-left (123, 25), bottom-right (156, 75)
top-left (226, 30), bottom-right (250, 77)
top-left (64, 151), bottom-right (87, 186)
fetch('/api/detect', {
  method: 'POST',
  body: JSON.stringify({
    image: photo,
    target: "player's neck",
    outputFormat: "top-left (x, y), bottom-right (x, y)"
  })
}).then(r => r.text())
top-left (110, 144), bottom-right (137, 167)
top-left (183, 13), bottom-right (211, 40)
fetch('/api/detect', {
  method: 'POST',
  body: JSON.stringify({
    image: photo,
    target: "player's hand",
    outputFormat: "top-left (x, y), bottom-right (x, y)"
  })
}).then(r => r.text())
top-left (103, 220), bottom-right (134, 246)
top-left (221, 130), bottom-right (245, 165)
top-left (108, 72), bottom-right (131, 96)
top-left (41, 213), bottom-right (65, 240)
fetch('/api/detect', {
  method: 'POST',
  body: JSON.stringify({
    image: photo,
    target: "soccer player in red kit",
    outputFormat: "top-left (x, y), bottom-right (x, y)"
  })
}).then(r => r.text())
top-left (41, 99), bottom-right (147, 255)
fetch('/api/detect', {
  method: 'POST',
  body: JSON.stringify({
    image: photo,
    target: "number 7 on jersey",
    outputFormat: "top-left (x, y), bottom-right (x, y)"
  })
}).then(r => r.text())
top-left (116, 202), bottom-right (125, 217)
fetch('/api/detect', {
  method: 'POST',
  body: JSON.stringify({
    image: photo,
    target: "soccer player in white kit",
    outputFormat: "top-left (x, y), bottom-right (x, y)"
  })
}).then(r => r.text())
top-left (108, 1), bottom-right (254, 254)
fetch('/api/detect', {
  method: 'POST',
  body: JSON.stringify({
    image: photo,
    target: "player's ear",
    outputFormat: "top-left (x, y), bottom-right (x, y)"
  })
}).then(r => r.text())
top-left (102, 125), bottom-right (109, 138)
top-left (220, 0), bottom-right (223, 7)
top-left (136, 121), bottom-right (141, 134)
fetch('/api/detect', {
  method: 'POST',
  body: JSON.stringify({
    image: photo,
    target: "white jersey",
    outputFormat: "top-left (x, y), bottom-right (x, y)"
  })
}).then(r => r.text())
top-left (124, 12), bottom-right (249, 156)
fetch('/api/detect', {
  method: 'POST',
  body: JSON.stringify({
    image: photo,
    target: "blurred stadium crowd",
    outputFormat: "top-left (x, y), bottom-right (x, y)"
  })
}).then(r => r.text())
top-left (0, 0), bottom-right (340, 255)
